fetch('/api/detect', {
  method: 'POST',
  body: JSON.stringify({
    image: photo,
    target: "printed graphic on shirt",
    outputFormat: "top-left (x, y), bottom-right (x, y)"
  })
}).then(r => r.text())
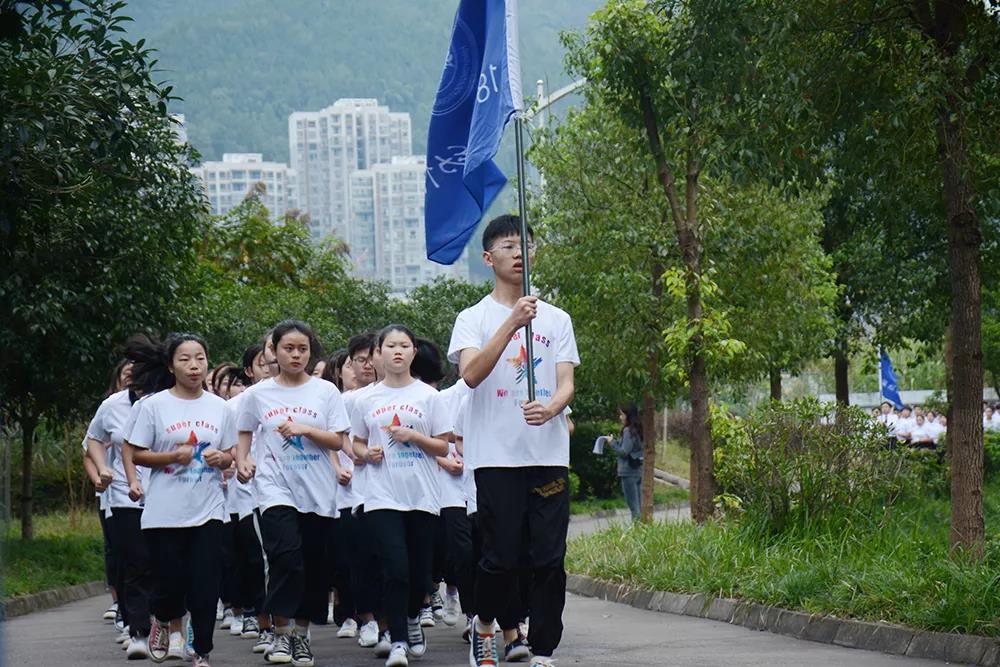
top-left (507, 344), bottom-right (542, 384)
top-left (382, 414), bottom-right (403, 449)
top-left (279, 417), bottom-right (305, 452)
top-left (163, 429), bottom-right (215, 483)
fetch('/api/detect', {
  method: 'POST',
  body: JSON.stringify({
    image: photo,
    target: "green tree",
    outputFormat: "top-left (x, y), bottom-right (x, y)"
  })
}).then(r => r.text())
top-left (0, 1), bottom-right (206, 538)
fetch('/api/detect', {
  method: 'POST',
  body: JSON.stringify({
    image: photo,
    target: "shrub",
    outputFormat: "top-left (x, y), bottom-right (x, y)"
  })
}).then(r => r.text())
top-left (985, 431), bottom-right (1000, 478)
top-left (569, 420), bottom-right (620, 500)
top-left (713, 398), bottom-right (906, 533)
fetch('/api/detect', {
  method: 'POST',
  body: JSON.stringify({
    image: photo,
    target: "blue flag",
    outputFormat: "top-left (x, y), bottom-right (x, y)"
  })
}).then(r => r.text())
top-left (880, 351), bottom-right (904, 410)
top-left (425, 0), bottom-right (523, 265)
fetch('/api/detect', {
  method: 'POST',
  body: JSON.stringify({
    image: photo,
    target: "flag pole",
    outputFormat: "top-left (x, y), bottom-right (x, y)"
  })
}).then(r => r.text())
top-left (514, 114), bottom-right (536, 402)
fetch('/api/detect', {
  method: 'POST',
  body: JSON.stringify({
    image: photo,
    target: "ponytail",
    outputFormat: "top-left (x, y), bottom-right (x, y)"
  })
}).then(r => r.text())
top-left (127, 332), bottom-right (208, 395)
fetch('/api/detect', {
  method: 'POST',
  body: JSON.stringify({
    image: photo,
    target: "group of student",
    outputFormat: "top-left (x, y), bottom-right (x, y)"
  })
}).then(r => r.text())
top-left (873, 402), bottom-right (948, 447)
top-left (983, 403), bottom-right (1000, 432)
top-left (82, 215), bottom-right (579, 667)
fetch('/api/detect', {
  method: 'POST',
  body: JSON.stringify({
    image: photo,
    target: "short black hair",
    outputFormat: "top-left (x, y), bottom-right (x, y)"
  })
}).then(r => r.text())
top-left (482, 214), bottom-right (533, 251)
top-left (347, 332), bottom-right (376, 359)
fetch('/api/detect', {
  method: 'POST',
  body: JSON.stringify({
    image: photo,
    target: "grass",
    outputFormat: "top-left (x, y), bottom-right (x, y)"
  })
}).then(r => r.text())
top-left (568, 480), bottom-right (1000, 636)
top-left (570, 485), bottom-right (689, 515)
top-left (655, 438), bottom-right (690, 480)
top-left (2, 508), bottom-right (105, 598)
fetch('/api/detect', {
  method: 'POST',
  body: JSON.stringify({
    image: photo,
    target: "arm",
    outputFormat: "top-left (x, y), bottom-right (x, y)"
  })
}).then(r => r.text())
top-left (522, 361), bottom-right (575, 426)
top-left (131, 443), bottom-right (193, 469)
top-left (353, 435), bottom-right (382, 464)
top-left (82, 452), bottom-right (105, 490)
top-left (235, 431), bottom-right (255, 482)
top-left (276, 420), bottom-right (343, 451)
top-left (459, 297), bottom-right (537, 388)
top-left (86, 438), bottom-right (114, 487)
top-left (388, 426), bottom-right (450, 457)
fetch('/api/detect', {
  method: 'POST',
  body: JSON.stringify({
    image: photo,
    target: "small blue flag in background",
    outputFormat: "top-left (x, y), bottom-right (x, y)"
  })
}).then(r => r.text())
top-left (425, 0), bottom-right (523, 265)
top-left (880, 351), bottom-right (904, 410)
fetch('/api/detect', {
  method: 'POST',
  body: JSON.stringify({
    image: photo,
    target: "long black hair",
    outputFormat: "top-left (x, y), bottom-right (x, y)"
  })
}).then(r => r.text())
top-left (127, 333), bottom-right (208, 396)
top-left (619, 403), bottom-right (643, 443)
top-left (240, 343), bottom-right (263, 384)
top-left (411, 337), bottom-right (444, 385)
top-left (105, 358), bottom-right (130, 397)
top-left (321, 349), bottom-right (348, 390)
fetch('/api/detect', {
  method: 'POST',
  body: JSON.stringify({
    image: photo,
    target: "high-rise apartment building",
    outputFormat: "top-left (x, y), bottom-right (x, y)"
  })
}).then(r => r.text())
top-left (288, 99), bottom-right (411, 246)
top-left (195, 153), bottom-right (296, 221)
top-left (349, 156), bottom-right (467, 293)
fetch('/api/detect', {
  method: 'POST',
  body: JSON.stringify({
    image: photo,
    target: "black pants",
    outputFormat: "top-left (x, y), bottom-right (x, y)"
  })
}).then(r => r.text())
top-left (98, 502), bottom-right (117, 588)
top-left (331, 511), bottom-right (358, 623)
top-left (107, 507), bottom-right (154, 637)
top-left (145, 520), bottom-right (223, 656)
top-left (354, 507), bottom-right (383, 617)
top-left (367, 510), bottom-right (436, 641)
top-left (220, 513), bottom-right (266, 613)
top-left (259, 506), bottom-right (332, 623)
top-left (220, 515), bottom-right (238, 607)
top-left (441, 506), bottom-right (475, 612)
top-left (475, 466), bottom-right (570, 657)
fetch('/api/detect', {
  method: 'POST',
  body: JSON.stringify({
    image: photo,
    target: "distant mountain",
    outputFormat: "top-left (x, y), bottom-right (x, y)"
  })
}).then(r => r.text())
top-left (125, 0), bottom-right (603, 164)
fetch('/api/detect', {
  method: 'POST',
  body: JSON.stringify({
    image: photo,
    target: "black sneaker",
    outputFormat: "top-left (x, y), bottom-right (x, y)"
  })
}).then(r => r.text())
top-left (469, 616), bottom-right (498, 667)
top-left (504, 636), bottom-right (530, 662)
top-left (241, 615), bottom-right (260, 639)
top-left (268, 632), bottom-right (292, 664)
top-left (406, 616), bottom-right (426, 657)
top-left (430, 590), bottom-right (444, 620)
top-left (291, 632), bottom-right (314, 667)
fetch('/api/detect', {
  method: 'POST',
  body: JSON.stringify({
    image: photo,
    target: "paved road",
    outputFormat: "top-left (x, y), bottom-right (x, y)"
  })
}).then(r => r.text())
top-left (3, 509), bottom-right (946, 666)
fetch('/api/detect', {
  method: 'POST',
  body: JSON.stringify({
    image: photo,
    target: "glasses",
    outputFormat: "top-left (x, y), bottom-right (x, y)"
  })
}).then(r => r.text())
top-left (489, 242), bottom-right (536, 255)
top-left (351, 356), bottom-right (374, 367)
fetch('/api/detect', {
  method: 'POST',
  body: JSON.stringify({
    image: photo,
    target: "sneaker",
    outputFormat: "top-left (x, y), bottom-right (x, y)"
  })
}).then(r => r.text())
top-left (406, 617), bottom-right (427, 657)
top-left (122, 637), bottom-right (131, 651)
top-left (104, 601), bottom-right (119, 621)
top-left (115, 609), bottom-right (126, 632)
top-left (386, 643), bottom-right (409, 667)
top-left (374, 631), bottom-right (392, 658)
top-left (116, 626), bottom-right (131, 644)
top-left (327, 601), bottom-right (335, 625)
top-left (430, 590), bottom-right (445, 620)
top-left (127, 635), bottom-right (150, 660)
top-left (358, 620), bottom-right (379, 647)
top-left (228, 615), bottom-right (243, 636)
top-left (443, 592), bottom-right (461, 627)
top-left (504, 636), bottom-right (530, 662)
top-left (241, 615), bottom-right (260, 639)
top-left (148, 622), bottom-right (169, 661)
top-left (518, 620), bottom-right (530, 642)
top-left (192, 654), bottom-right (212, 667)
top-left (337, 617), bottom-right (358, 639)
top-left (220, 607), bottom-right (235, 629)
top-left (528, 657), bottom-right (555, 667)
top-left (185, 618), bottom-right (195, 659)
top-left (253, 628), bottom-right (275, 654)
top-left (418, 605), bottom-right (435, 628)
top-left (167, 631), bottom-right (186, 661)
top-left (469, 616), bottom-right (498, 667)
top-left (267, 632), bottom-right (292, 664)
top-left (291, 632), bottom-right (315, 667)
top-left (462, 616), bottom-right (472, 644)
top-left (216, 600), bottom-right (224, 621)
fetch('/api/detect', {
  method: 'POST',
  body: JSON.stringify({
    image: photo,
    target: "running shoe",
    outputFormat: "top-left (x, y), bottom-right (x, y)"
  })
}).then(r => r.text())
top-left (430, 590), bottom-right (445, 620)
top-left (104, 601), bottom-right (119, 621)
top-left (528, 657), bottom-right (555, 667)
top-left (241, 615), bottom-right (260, 639)
top-left (373, 631), bottom-right (392, 658)
top-left (116, 626), bottom-right (131, 644)
top-left (126, 635), bottom-right (150, 660)
top-left (291, 632), bottom-right (315, 667)
top-left (462, 616), bottom-right (472, 644)
top-left (418, 605), bottom-right (435, 628)
top-left (406, 617), bottom-right (427, 658)
top-left (253, 628), bottom-right (275, 654)
top-left (336, 617), bottom-right (358, 638)
top-left (358, 620), bottom-right (379, 647)
top-left (191, 654), bottom-right (212, 667)
top-left (386, 643), bottom-right (409, 667)
top-left (220, 607), bottom-right (235, 630)
top-left (267, 632), bottom-right (292, 664)
top-left (167, 631), bottom-right (186, 661)
top-left (504, 635), bottom-right (530, 662)
top-left (469, 616), bottom-right (498, 667)
top-left (443, 591), bottom-right (461, 627)
top-left (115, 608), bottom-right (126, 632)
top-left (228, 615), bottom-right (243, 636)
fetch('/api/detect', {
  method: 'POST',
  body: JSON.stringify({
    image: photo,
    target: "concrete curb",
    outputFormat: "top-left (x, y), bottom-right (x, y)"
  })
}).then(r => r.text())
top-left (566, 574), bottom-right (1000, 666)
top-left (1, 581), bottom-right (107, 620)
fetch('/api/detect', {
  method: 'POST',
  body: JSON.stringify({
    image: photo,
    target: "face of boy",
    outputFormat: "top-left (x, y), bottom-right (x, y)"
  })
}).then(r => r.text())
top-left (484, 234), bottom-right (533, 284)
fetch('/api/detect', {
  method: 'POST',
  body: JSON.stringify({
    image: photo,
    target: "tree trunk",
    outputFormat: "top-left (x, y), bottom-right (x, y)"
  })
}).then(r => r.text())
top-left (938, 97), bottom-right (984, 557)
top-left (640, 259), bottom-right (664, 522)
top-left (769, 367), bottom-right (782, 401)
top-left (20, 411), bottom-right (37, 541)
top-left (834, 344), bottom-right (850, 406)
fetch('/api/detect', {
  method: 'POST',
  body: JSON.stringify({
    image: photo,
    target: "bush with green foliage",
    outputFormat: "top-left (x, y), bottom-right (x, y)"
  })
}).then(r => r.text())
top-left (713, 398), bottom-right (905, 532)
top-left (984, 431), bottom-right (1000, 478)
top-left (569, 420), bottom-right (622, 500)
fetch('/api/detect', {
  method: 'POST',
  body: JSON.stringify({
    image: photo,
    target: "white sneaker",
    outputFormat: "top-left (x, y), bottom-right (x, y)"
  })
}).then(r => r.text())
top-left (418, 605), bottom-right (435, 628)
top-left (442, 591), bottom-right (460, 627)
top-left (104, 601), bottom-right (119, 621)
top-left (529, 656), bottom-right (556, 667)
top-left (216, 600), bottom-right (224, 621)
top-left (386, 644), bottom-right (409, 667)
top-left (116, 627), bottom-right (131, 644)
top-left (430, 590), bottom-right (445, 620)
top-left (166, 631), bottom-right (185, 661)
top-left (337, 618), bottom-right (358, 638)
top-left (220, 607), bottom-right (235, 629)
top-left (228, 616), bottom-right (243, 635)
top-left (326, 601), bottom-right (335, 625)
top-left (126, 635), bottom-right (150, 659)
top-left (358, 621), bottom-right (379, 648)
top-left (373, 631), bottom-right (392, 658)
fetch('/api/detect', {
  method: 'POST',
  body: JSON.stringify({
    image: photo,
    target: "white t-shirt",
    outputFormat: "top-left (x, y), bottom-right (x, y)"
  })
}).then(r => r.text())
top-left (447, 295), bottom-right (580, 469)
top-left (437, 381), bottom-right (470, 509)
top-left (333, 389), bottom-right (364, 511)
top-left (928, 421), bottom-right (947, 443)
top-left (127, 390), bottom-right (236, 529)
top-left (352, 379), bottom-right (450, 514)
top-left (225, 392), bottom-right (257, 520)
top-left (985, 416), bottom-right (998, 432)
top-left (909, 421), bottom-right (935, 443)
top-left (876, 413), bottom-right (898, 430)
top-left (894, 416), bottom-right (914, 438)
top-left (237, 377), bottom-right (350, 518)
top-left (87, 390), bottom-right (149, 510)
